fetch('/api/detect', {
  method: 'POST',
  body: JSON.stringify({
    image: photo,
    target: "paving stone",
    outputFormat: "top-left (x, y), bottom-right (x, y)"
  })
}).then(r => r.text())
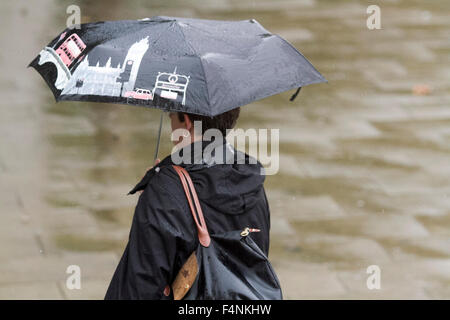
top-left (425, 283), bottom-right (450, 299)
top-left (336, 267), bottom-right (430, 299)
top-left (367, 192), bottom-right (450, 217)
top-left (291, 214), bottom-right (429, 241)
top-left (0, 252), bottom-right (118, 285)
top-left (59, 279), bottom-right (110, 300)
top-left (337, 258), bottom-right (450, 299)
top-left (275, 260), bottom-right (347, 299)
top-left (267, 190), bottom-right (346, 220)
top-left (300, 234), bottom-right (390, 264)
top-left (356, 214), bottom-right (430, 240)
top-left (269, 217), bottom-right (296, 237)
top-left (0, 282), bottom-right (62, 300)
top-left (0, 225), bottom-right (43, 261)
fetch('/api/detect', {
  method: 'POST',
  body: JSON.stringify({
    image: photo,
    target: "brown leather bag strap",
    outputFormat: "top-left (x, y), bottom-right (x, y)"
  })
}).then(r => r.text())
top-left (173, 165), bottom-right (211, 247)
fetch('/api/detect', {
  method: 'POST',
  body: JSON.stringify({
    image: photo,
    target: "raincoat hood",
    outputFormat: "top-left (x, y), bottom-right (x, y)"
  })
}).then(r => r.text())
top-left (129, 140), bottom-right (265, 215)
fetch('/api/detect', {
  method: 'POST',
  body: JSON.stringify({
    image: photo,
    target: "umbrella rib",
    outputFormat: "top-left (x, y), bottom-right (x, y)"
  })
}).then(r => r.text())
top-left (197, 56), bottom-right (212, 117)
top-left (149, 21), bottom-right (179, 52)
top-left (175, 22), bottom-right (213, 116)
top-left (274, 35), bottom-right (327, 84)
top-left (173, 21), bottom-right (198, 56)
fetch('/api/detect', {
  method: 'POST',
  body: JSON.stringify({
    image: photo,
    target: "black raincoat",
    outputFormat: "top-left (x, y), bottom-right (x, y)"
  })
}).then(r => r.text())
top-left (105, 140), bottom-right (271, 299)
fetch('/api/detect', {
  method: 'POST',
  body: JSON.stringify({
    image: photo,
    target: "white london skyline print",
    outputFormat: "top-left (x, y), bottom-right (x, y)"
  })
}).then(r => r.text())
top-left (37, 33), bottom-right (190, 105)
top-left (61, 37), bottom-right (150, 98)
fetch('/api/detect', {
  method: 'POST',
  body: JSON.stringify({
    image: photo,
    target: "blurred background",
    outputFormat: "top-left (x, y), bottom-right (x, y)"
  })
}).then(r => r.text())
top-left (0, 0), bottom-right (449, 299)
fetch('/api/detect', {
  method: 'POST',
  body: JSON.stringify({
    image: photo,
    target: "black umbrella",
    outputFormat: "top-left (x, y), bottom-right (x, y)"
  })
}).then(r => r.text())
top-left (29, 16), bottom-right (326, 158)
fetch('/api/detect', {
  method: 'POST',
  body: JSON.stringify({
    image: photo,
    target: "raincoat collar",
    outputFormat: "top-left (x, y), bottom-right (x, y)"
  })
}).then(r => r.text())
top-left (128, 139), bottom-right (234, 195)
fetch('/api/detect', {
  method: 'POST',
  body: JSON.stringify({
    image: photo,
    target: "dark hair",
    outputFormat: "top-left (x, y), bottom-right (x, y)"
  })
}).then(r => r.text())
top-left (177, 108), bottom-right (240, 136)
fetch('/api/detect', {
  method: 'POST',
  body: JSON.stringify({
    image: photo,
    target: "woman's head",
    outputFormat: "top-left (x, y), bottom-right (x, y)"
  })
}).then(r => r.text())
top-left (169, 107), bottom-right (240, 145)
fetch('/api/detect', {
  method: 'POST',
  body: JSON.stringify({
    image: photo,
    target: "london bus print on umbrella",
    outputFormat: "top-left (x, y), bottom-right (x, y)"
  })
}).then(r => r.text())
top-left (56, 33), bottom-right (87, 69)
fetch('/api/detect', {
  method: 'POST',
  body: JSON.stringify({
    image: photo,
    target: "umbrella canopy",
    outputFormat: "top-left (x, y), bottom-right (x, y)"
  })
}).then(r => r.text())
top-left (29, 16), bottom-right (326, 117)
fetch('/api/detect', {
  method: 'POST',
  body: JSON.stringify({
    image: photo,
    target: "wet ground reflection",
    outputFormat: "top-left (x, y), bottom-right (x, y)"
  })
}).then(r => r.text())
top-left (0, 0), bottom-right (449, 299)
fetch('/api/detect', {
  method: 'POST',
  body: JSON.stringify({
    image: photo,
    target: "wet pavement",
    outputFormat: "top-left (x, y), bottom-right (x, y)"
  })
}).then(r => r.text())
top-left (0, 0), bottom-right (449, 299)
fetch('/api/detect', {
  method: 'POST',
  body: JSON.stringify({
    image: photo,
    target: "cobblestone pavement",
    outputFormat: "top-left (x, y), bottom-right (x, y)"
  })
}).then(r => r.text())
top-left (0, 0), bottom-right (449, 299)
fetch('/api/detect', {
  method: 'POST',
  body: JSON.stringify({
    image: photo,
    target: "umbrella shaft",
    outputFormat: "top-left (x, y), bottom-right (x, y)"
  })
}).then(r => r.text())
top-left (154, 111), bottom-right (164, 162)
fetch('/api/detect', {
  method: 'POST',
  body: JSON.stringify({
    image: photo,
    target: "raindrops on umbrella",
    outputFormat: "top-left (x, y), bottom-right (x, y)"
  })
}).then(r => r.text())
top-left (29, 16), bottom-right (326, 158)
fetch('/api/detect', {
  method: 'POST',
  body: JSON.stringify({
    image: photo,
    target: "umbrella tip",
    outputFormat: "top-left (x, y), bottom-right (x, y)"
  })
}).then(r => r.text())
top-left (289, 87), bottom-right (302, 102)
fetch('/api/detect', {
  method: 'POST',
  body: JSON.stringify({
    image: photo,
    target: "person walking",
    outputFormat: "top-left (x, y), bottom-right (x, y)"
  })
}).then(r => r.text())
top-left (105, 108), bottom-right (273, 299)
